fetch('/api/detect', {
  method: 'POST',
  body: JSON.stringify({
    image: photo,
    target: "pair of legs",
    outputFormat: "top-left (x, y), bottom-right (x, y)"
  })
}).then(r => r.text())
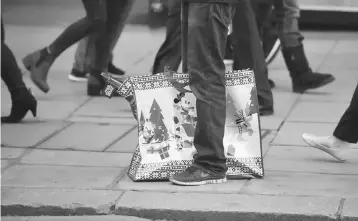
top-left (1, 19), bottom-right (37, 123)
top-left (152, 0), bottom-right (274, 116)
top-left (22, 0), bottom-right (131, 96)
top-left (253, 0), bottom-right (335, 93)
top-left (70, 0), bottom-right (135, 81)
top-left (170, 2), bottom-right (234, 186)
top-left (303, 84), bottom-right (358, 161)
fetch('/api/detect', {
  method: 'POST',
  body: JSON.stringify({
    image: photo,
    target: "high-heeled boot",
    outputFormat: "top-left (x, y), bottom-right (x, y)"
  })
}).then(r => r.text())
top-left (1, 88), bottom-right (37, 123)
top-left (22, 48), bottom-right (55, 93)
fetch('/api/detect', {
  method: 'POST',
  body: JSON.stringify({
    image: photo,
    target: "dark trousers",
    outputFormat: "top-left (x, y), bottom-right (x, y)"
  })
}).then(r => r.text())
top-left (72, 0), bottom-right (135, 73)
top-left (231, 0), bottom-right (273, 107)
top-left (152, 0), bottom-right (273, 107)
top-left (152, 0), bottom-right (182, 74)
top-left (48, 0), bottom-right (126, 73)
top-left (333, 84), bottom-right (358, 143)
top-left (1, 20), bottom-right (27, 96)
top-left (188, 3), bottom-right (234, 174)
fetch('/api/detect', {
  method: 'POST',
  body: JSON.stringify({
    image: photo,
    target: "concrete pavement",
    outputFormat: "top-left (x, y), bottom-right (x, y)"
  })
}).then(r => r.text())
top-left (2, 2), bottom-right (358, 221)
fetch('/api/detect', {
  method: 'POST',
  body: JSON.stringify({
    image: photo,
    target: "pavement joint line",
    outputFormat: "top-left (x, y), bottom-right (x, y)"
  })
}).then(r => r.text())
top-left (31, 122), bottom-right (74, 148)
top-left (335, 198), bottom-right (345, 220)
top-left (106, 168), bottom-right (130, 190)
top-left (102, 125), bottom-right (138, 152)
top-left (315, 39), bottom-right (339, 72)
top-left (129, 51), bottom-right (153, 67)
top-left (63, 96), bottom-right (92, 120)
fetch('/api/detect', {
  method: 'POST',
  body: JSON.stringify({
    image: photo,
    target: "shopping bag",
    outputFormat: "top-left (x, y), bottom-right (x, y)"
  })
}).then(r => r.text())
top-left (102, 69), bottom-right (264, 181)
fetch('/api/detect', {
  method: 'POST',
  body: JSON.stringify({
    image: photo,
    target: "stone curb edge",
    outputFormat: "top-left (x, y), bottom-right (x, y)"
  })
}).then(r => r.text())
top-left (3, 205), bottom-right (357, 221)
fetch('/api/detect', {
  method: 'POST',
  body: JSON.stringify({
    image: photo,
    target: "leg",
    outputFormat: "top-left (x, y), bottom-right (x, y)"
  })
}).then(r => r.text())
top-left (152, 0), bottom-right (182, 74)
top-left (22, 0), bottom-right (107, 93)
top-left (87, 0), bottom-right (134, 96)
top-left (333, 84), bottom-right (358, 143)
top-left (170, 3), bottom-right (234, 186)
top-left (1, 20), bottom-right (37, 123)
top-left (231, 0), bottom-right (274, 115)
top-left (106, 0), bottom-right (135, 75)
top-left (279, 0), bottom-right (335, 93)
top-left (69, 36), bottom-right (94, 82)
top-left (302, 84), bottom-right (358, 161)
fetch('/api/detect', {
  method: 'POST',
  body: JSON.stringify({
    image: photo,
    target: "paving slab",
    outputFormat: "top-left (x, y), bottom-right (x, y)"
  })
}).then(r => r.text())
top-left (321, 54), bottom-right (358, 70)
top-left (35, 99), bottom-right (87, 121)
top-left (302, 39), bottom-right (336, 55)
top-left (1, 147), bottom-right (27, 159)
top-left (264, 146), bottom-right (358, 174)
top-left (115, 191), bottom-right (340, 221)
top-left (261, 130), bottom-right (276, 157)
top-left (106, 127), bottom-right (139, 153)
top-left (259, 91), bottom-right (299, 130)
top-left (1, 165), bottom-right (125, 189)
top-left (73, 98), bottom-right (133, 118)
top-left (2, 216), bottom-right (151, 221)
top-left (330, 40), bottom-right (358, 54)
top-left (342, 199), bottom-right (358, 221)
top-left (1, 187), bottom-right (122, 216)
top-left (271, 122), bottom-right (336, 146)
top-left (38, 123), bottom-right (133, 151)
top-left (67, 116), bottom-right (138, 125)
top-left (1, 122), bottom-right (69, 147)
top-left (286, 101), bottom-right (348, 123)
top-left (115, 175), bottom-right (247, 194)
top-left (20, 149), bottom-right (132, 168)
top-left (241, 170), bottom-right (358, 198)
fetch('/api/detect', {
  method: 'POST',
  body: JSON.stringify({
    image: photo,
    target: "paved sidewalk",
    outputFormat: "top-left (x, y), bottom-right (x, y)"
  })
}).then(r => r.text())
top-left (1, 4), bottom-right (358, 221)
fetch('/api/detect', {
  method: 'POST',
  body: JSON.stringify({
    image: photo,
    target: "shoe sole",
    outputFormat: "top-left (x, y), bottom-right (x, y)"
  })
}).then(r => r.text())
top-left (169, 177), bottom-right (227, 186)
top-left (302, 135), bottom-right (345, 162)
top-left (265, 39), bottom-right (281, 65)
top-left (68, 74), bottom-right (88, 82)
top-left (293, 76), bottom-right (336, 93)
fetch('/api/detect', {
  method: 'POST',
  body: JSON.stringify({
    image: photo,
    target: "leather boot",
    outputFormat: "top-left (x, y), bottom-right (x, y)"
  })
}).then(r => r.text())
top-left (87, 70), bottom-right (105, 96)
top-left (2, 88), bottom-right (37, 123)
top-left (282, 45), bottom-right (335, 93)
top-left (22, 48), bottom-right (55, 93)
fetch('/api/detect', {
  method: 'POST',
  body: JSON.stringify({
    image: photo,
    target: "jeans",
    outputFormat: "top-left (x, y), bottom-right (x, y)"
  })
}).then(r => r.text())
top-left (187, 3), bottom-right (234, 175)
top-left (72, 0), bottom-right (135, 73)
top-left (279, 0), bottom-right (303, 48)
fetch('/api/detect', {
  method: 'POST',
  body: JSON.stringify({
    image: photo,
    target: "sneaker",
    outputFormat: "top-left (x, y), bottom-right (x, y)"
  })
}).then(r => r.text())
top-left (264, 37), bottom-right (281, 65)
top-left (302, 133), bottom-right (346, 162)
top-left (170, 165), bottom-right (227, 186)
top-left (68, 68), bottom-right (88, 82)
top-left (108, 62), bottom-right (125, 77)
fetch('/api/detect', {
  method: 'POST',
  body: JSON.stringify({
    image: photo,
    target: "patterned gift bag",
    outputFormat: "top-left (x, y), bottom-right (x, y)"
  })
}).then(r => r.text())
top-left (102, 69), bottom-right (264, 181)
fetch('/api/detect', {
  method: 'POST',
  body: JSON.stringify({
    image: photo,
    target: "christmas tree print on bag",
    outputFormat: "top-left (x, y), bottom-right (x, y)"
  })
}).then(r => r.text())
top-left (102, 70), bottom-right (263, 181)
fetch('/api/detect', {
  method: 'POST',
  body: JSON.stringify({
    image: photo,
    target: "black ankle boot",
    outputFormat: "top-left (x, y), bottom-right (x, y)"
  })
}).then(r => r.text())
top-left (282, 45), bottom-right (335, 93)
top-left (87, 70), bottom-right (105, 96)
top-left (2, 88), bottom-right (37, 123)
top-left (107, 62), bottom-right (125, 76)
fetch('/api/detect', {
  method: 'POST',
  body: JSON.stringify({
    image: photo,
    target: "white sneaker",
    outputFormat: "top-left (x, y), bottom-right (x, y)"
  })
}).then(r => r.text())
top-left (302, 133), bottom-right (346, 162)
